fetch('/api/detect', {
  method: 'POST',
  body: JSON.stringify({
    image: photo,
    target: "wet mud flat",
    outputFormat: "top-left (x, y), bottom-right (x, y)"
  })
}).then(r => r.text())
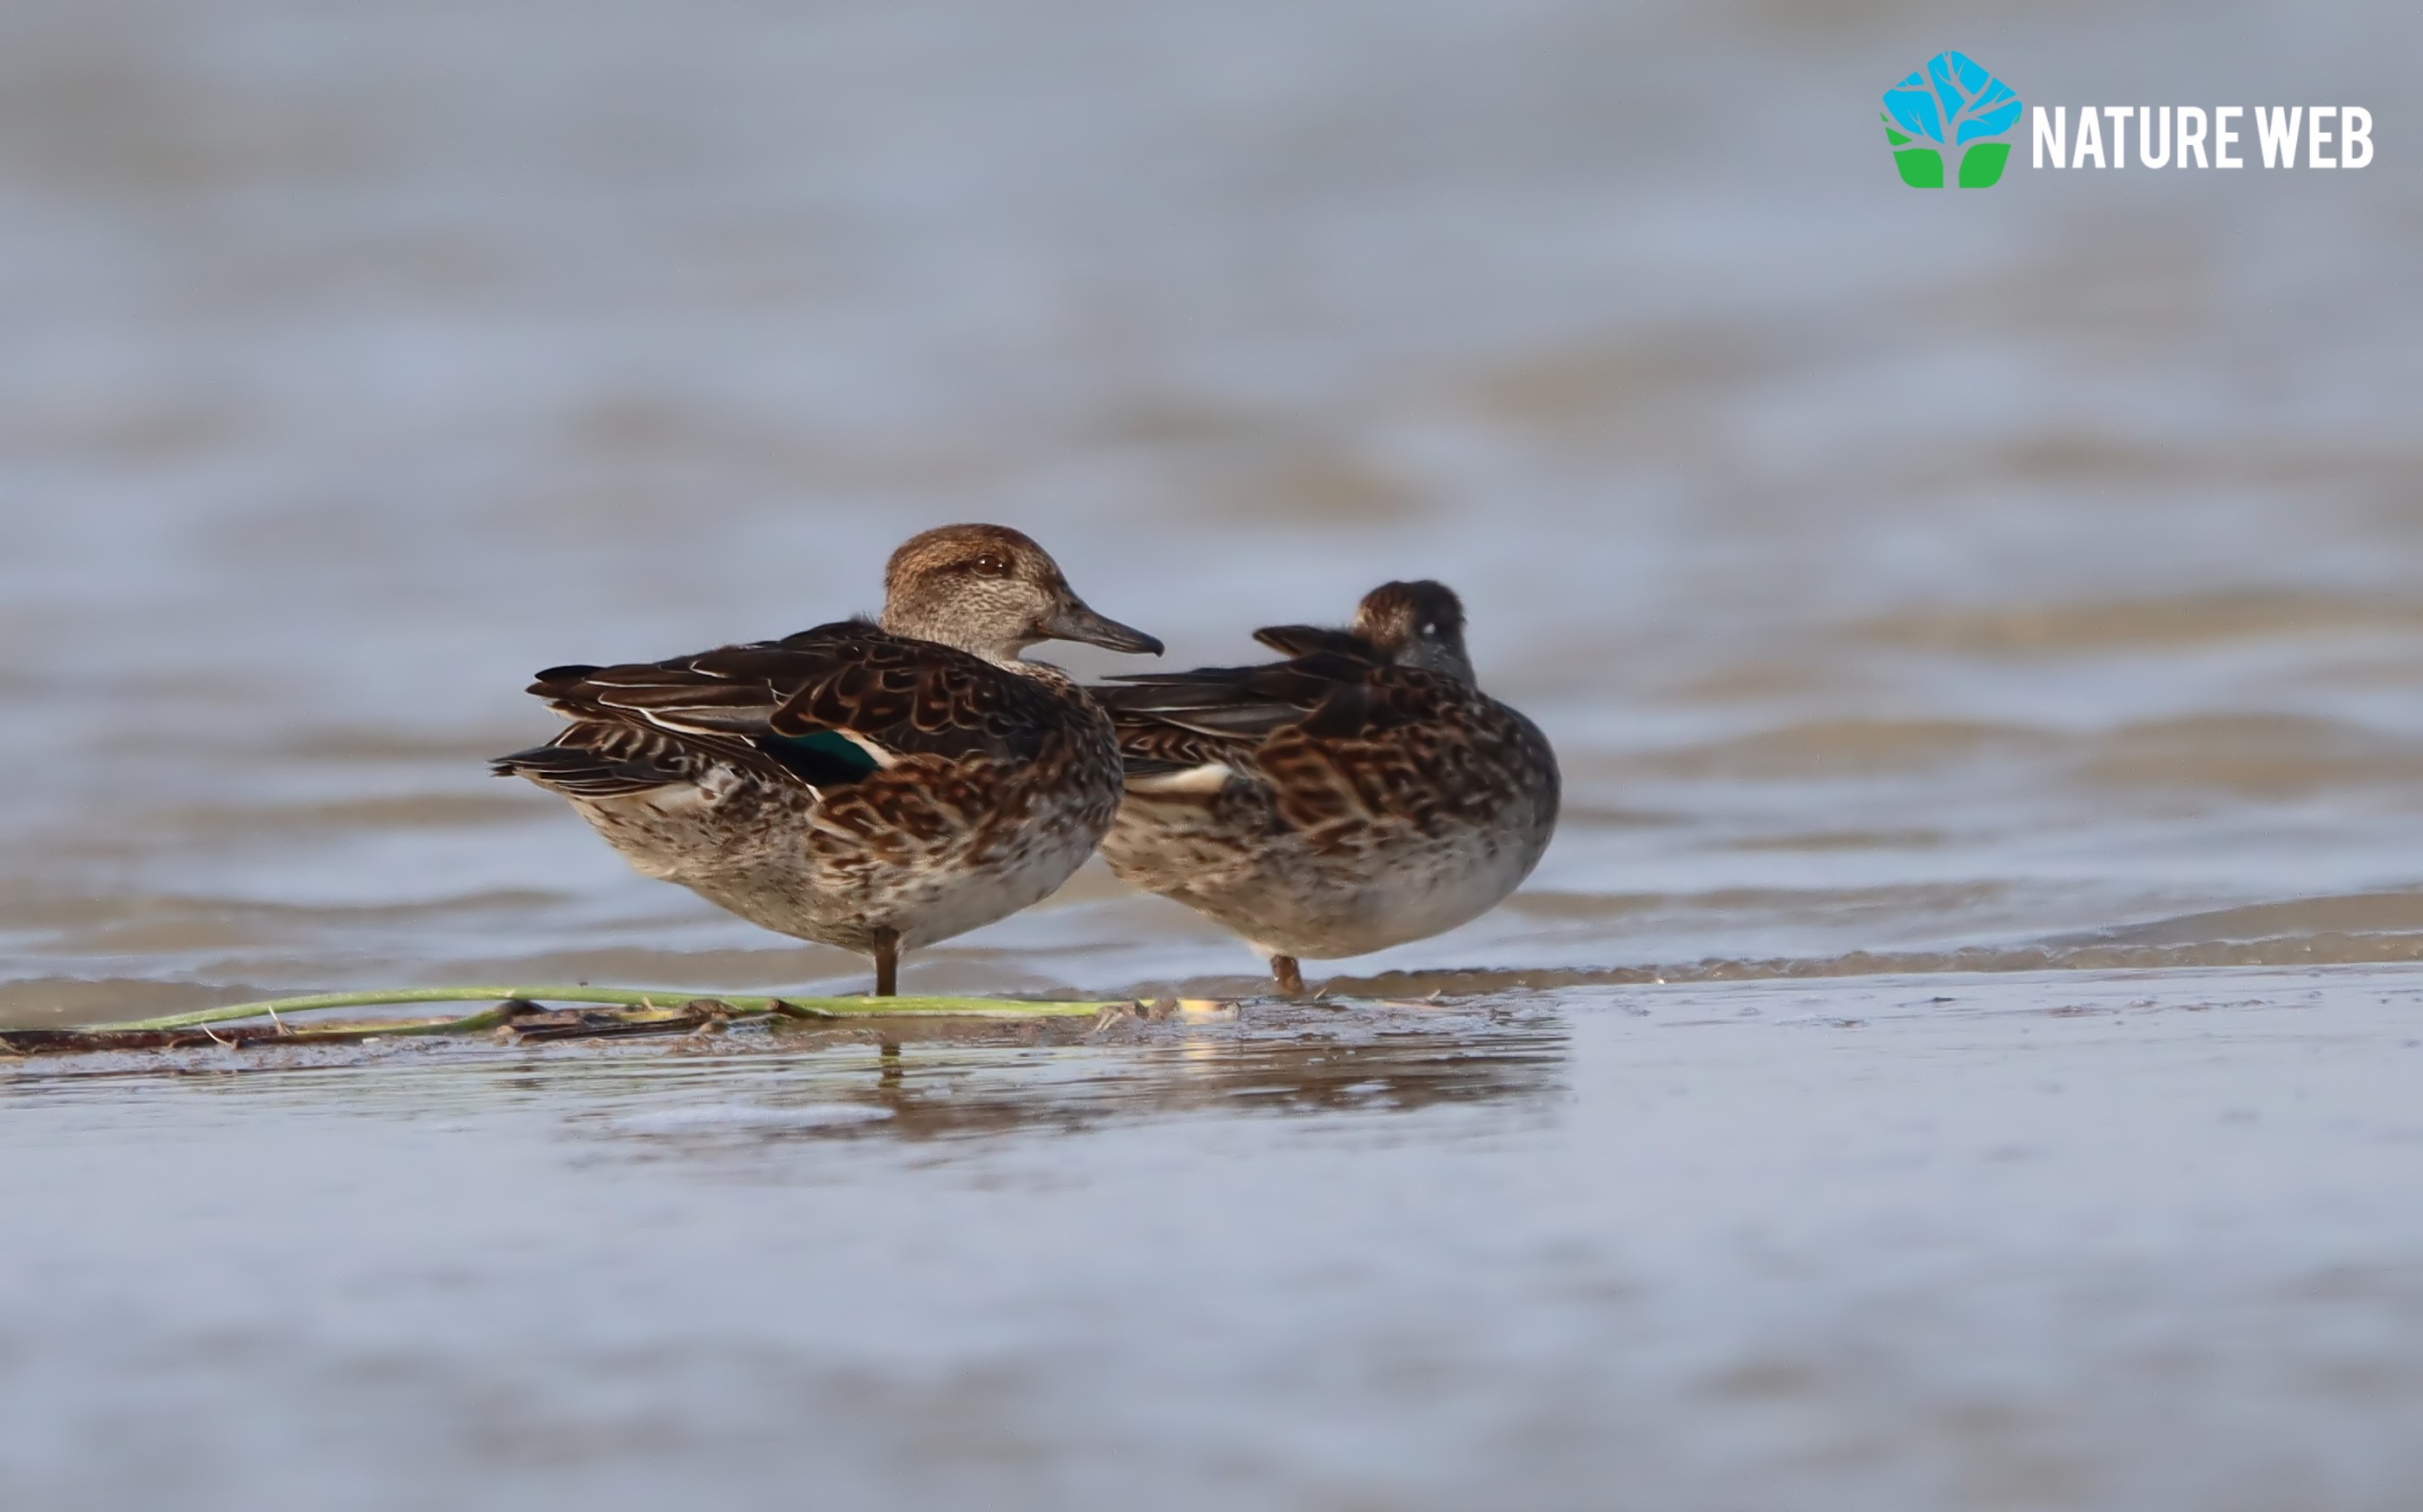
top-left (7, 967), bottom-right (2422, 1512)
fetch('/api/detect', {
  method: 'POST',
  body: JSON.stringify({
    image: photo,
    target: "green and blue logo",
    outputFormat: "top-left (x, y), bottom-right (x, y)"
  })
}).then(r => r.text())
top-left (1881, 51), bottom-right (2023, 188)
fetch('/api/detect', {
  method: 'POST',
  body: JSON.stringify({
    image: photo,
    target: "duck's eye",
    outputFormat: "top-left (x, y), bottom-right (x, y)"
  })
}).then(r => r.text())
top-left (970, 553), bottom-right (1009, 578)
top-left (1419, 621), bottom-right (1437, 637)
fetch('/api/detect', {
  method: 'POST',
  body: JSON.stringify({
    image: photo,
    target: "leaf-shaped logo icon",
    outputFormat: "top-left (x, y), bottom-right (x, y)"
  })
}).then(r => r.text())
top-left (1881, 51), bottom-right (2023, 188)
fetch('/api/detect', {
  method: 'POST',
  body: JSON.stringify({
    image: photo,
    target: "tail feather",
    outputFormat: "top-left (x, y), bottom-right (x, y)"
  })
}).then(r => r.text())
top-left (492, 743), bottom-right (683, 798)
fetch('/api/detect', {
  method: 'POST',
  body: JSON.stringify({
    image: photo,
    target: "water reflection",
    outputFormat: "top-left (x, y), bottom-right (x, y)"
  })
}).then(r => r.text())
top-left (5, 1000), bottom-right (1570, 1146)
top-left (742, 1004), bottom-right (1568, 1141)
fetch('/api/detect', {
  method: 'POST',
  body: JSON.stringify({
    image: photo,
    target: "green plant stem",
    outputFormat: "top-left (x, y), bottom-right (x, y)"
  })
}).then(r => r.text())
top-left (91, 987), bottom-right (1121, 1033)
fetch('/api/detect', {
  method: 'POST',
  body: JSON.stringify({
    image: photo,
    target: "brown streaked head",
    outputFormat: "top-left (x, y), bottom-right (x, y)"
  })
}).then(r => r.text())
top-left (1351, 579), bottom-right (1475, 683)
top-left (881, 524), bottom-right (1163, 662)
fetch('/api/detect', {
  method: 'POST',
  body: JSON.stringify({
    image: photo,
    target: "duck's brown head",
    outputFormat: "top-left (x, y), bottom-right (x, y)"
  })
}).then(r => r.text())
top-left (881, 524), bottom-right (1162, 663)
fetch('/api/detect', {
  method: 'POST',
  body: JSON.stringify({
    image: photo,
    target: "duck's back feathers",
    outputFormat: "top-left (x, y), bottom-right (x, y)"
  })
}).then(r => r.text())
top-left (1097, 632), bottom-right (1462, 781)
top-left (496, 620), bottom-right (1071, 796)
top-left (1250, 623), bottom-right (1377, 660)
top-left (488, 722), bottom-right (728, 798)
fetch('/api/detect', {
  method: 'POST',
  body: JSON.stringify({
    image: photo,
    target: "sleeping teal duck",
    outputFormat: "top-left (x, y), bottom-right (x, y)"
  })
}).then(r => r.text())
top-left (1094, 581), bottom-right (1558, 994)
top-left (493, 524), bottom-right (1161, 995)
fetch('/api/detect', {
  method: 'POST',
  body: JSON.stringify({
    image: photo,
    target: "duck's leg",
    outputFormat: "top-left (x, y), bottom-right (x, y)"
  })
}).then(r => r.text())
top-left (871, 926), bottom-right (901, 998)
top-left (1271, 954), bottom-right (1305, 995)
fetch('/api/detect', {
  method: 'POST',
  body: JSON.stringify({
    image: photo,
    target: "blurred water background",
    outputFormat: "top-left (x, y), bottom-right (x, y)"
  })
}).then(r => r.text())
top-left (4, 0), bottom-right (2422, 1507)
top-left (0, 0), bottom-right (2416, 1020)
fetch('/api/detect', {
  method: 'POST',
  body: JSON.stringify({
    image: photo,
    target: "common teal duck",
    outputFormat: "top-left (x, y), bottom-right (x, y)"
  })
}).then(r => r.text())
top-left (1095, 581), bottom-right (1558, 994)
top-left (494, 525), bottom-right (1161, 995)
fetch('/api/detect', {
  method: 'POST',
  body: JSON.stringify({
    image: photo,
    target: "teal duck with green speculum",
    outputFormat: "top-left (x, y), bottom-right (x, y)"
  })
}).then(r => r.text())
top-left (493, 524), bottom-right (1162, 995)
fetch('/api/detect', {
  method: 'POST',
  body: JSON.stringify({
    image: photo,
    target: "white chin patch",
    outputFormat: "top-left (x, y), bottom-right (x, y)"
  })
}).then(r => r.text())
top-left (1127, 763), bottom-right (1234, 795)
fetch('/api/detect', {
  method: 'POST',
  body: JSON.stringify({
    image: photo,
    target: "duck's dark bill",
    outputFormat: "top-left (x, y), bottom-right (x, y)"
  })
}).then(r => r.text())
top-left (1044, 603), bottom-right (1164, 656)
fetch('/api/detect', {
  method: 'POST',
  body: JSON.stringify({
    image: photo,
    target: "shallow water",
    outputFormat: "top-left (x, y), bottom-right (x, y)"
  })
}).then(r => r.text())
top-left (10, 971), bottom-right (2423, 1509)
top-left (4, 0), bottom-right (2423, 1504)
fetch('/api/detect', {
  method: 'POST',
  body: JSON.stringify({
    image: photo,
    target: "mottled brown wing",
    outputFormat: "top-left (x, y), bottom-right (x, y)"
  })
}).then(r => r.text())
top-left (510, 621), bottom-right (1061, 790)
top-left (1095, 651), bottom-right (1340, 776)
top-left (757, 625), bottom-right (1065, 762)
top-left (1093, 640), bottom-right (1459, 782)
top-left (490, 719), bottom-right (739, 797)
top-left (1249, 671), bottom-right (1505, 840)
top-left (1103, 718), bottom-right (1238, 777)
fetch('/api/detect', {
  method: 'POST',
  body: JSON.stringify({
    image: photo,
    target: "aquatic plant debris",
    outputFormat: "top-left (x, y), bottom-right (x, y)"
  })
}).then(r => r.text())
top-left (0, 986), bottom-right (1150, 1056)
